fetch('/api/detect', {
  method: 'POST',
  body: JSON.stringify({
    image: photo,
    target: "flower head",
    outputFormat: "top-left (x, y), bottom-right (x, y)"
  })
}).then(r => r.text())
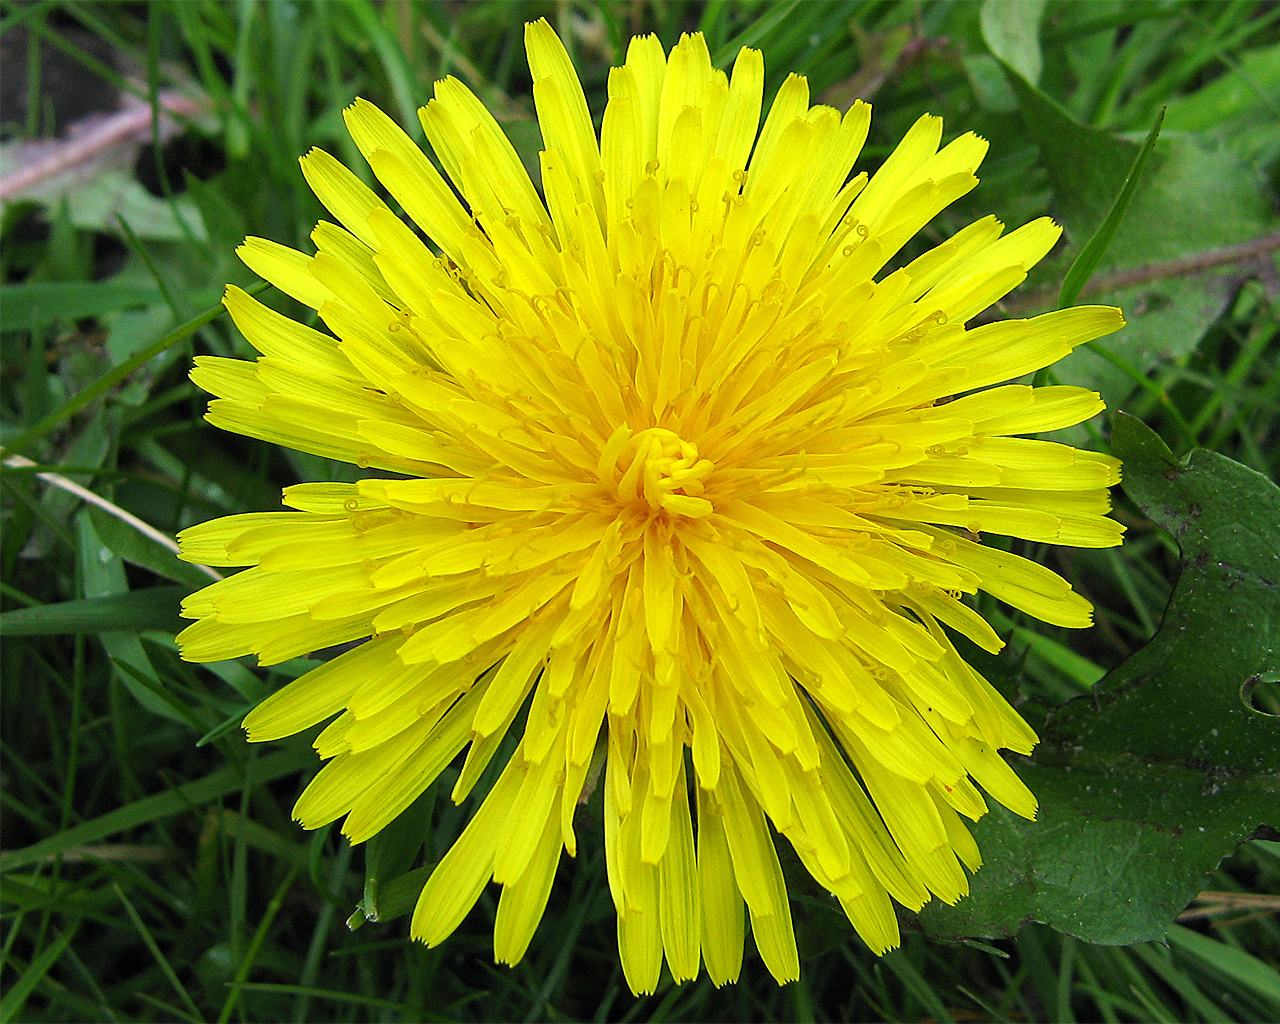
top-left (179, 21), bottom-right (1124, 993)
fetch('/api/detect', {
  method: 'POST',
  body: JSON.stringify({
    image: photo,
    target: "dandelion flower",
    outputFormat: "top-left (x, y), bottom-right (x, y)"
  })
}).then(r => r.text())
top-left (178, 20), bottom-right (1125, 994)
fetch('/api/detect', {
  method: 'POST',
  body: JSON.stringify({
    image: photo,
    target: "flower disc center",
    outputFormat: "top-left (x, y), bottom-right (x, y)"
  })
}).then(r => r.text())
top-left (612, 427), bottom-right (715, 518)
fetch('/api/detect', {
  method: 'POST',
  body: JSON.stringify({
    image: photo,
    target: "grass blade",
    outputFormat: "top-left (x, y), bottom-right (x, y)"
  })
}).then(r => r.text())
top-left (0, 922), bottom-right (79, 1023)
top-left (217, 866), bottom-right (300, 1024)
top-left (0, 281), bottom-right (267, 460)
top-left (1167, 924), bottom-right (1280, 1006)
top-left (0, 586), bottom-right (190, 636)
top-left (0, 748), bottom-right (315, 873)
top-left (1058, 109), bottom-right (1165, 309)
top-left (113, 882), bottom-right (203, 1021)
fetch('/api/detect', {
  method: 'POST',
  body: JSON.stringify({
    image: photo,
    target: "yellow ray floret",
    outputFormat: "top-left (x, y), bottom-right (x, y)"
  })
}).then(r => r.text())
top-left (178, 19), bottom-right (1126, 995)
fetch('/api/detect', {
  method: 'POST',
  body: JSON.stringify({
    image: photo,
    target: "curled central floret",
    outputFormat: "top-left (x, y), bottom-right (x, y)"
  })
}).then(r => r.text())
top-left (603, 426), bottom-right (716, 518)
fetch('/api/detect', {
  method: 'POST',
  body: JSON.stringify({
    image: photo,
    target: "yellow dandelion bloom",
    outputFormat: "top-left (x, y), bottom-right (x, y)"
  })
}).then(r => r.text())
top-left (178, 21), bottom-right (1125, 993)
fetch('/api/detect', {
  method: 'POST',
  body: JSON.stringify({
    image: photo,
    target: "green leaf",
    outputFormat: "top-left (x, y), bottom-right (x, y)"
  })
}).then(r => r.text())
top-left (347, 867), bottom-right (431, 931)
top-left (76, 509), bottom-right (185, 722)
top-left (1058, 109), bottom-right (1163, 310)
top-left (918, 414), bottom-right (1280, 945)
top-left (359, 788), bottom-right (435, 924)
top-left (1053, 415), bottom-right (1278, 770)
top-left (62, 169), bottom-right (207, 242)
top-left (981, 0), bottom-right (1047, 86)
top-left (1167, 924), bottom-right (1280, 1007)
top-left (1, 280), bottom-right (267, 460)
top-left (211, 809), bottom-right (311, 870)
top-left (0, 584), bottom-right (189, 635)
top-left (1161, 43), bottom-right (1280, 171)
top-left (962, 53), bottom-right (1018, 112)
top-left (105, 304), bottom-right (190, 402)
top-left (1007, 72), bottom-right (1278, 415)
top-left (1009, 61), bottom-right (1276, 262)
top-left (182, 171), bottom-right (248, 264)
top-left (0, 280), bottom-right (162, 333)
top-left (87, 504), bottom-right (216, 589)
top-left (710, 0), bottom-right (804, 69)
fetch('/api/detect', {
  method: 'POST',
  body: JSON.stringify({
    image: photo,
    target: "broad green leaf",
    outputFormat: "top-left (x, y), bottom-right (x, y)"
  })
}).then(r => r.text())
top-left (0, 280), bottom-right (162, 333)
top-left (1058, 109), bottom-right (1163, 310)
top-left (1008, 67), bottom-right (1275, 265)
top-left (359, 788), bottom-right (435, 924)
top-left (93, 174), bottom-right (206, 241)
top-left (5, 162), bottom-right (208, 242)
top-left (1007, 72), bottom-right (1278, 415)
top-left (0, 584), bottom-right (189, 635)
top-left (981, 0), bottom-right (1046, 86)
top-left (87, 504), bottom-right (216, 588)
top-left (76, 509), bottom-right (186, 721)
top-left (1050, 417), bottom-right (1277, 770)
top-left (962, 53), bottom-right (1018, 112)
top-left (918, 414), bottom-right (1280, 945)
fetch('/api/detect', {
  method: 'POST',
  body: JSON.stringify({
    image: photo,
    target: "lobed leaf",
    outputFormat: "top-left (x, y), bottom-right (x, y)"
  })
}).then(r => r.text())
top-left (918, 413), bottom-right (1280, 945)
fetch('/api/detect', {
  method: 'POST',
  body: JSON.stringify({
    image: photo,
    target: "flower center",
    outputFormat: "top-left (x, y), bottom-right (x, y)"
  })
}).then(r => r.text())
top-left (608, 427), bottom-right (716, 518)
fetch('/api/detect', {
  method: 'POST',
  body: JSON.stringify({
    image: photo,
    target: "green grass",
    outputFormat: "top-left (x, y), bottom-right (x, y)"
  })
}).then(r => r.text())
top-left (2, 1), bottom-right (1278, 1021)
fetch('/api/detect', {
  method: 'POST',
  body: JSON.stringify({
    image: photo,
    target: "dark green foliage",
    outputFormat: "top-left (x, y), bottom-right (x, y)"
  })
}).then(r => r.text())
top-left (920, 414), bottom-right (1279, 946)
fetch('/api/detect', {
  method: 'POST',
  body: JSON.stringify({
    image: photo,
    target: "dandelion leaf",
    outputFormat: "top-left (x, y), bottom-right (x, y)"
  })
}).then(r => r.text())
top-left (918, 413), bottom-right (1280, 945)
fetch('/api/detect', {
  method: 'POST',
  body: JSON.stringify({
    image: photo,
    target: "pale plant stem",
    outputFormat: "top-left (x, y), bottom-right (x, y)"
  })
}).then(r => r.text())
top-left (4, 454), bottom-right (222, 581)
top-left (993, 230), bottom-right (1280, 319)
top-left (1177, 890), bottom-right (1280, 920)
top-left (1083, 231), bottom-right (1280, 294)
top-left (0, 90), bottom-right (205, 200)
